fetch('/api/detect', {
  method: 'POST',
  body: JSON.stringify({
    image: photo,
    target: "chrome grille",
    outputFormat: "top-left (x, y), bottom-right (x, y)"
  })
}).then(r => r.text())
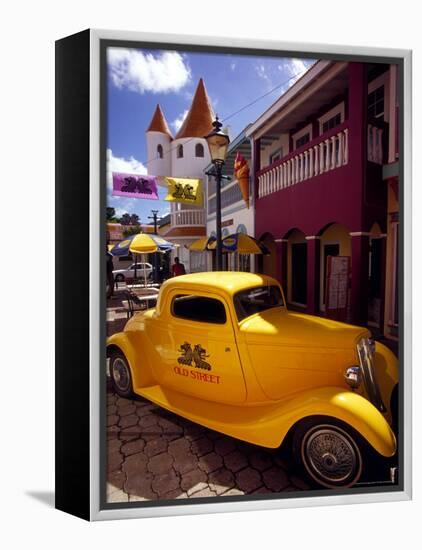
top-left (357, 338), bottom-right (386, 412)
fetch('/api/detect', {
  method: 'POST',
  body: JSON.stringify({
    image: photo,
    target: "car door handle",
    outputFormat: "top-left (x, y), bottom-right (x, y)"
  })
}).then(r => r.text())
top-left (225, 347), bottom-right (231, 352)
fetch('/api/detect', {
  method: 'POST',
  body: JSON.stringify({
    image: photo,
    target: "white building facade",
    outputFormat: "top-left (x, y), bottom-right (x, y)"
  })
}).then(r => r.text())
top-left (145, 79), bottom-right (215, 272)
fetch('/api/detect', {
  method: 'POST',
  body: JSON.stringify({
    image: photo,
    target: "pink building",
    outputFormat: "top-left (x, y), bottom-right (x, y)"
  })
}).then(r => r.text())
top-left (247, 60), bottom-right (399, 336)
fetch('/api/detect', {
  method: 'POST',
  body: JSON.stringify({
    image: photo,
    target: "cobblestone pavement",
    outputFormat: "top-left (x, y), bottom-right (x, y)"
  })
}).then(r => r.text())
top-left (106, 290), bottom-right (309, 503)
top-left (106, 389), bottom-right (310, 503)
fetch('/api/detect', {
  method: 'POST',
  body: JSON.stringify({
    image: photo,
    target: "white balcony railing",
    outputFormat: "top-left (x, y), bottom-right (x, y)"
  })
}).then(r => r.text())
top-left (171, 209), bottom-right (205, 227)
top-left (258, 126), bottom-right (349, 198)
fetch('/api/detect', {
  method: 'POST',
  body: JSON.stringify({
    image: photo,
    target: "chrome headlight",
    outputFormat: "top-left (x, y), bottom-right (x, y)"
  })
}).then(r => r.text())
top-left (356, 337), bottom-right (386, 412)
top-left (344, 366), bottom-right (362, 389)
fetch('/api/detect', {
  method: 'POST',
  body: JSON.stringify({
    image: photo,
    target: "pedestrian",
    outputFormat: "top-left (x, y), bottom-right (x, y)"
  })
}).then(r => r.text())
top-left (171, 256), bottom-right (186, 277)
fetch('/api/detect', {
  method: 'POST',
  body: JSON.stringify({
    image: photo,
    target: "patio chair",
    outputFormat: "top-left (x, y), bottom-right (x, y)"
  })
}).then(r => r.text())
top-left (123, 289), bottom-right (145, 319)
top-left (131, 287), bottom-right (159, 310)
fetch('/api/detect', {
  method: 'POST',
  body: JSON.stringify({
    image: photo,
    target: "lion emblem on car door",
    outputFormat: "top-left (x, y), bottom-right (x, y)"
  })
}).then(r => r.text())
top-left (177, 342), bottom-right (194, 365)
top-left (177, 342), bottom-right (212, 371)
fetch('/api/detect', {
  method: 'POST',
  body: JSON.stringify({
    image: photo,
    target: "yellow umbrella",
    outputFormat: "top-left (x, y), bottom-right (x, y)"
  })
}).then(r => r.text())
top-left (129, 233), bottom-right (159, 253)
top-left (189, 236), bottom-right (216, 252)
top-left (222, 233), bottom-right (269, 254)
top-left (129, 233), bottom-right (174, 285)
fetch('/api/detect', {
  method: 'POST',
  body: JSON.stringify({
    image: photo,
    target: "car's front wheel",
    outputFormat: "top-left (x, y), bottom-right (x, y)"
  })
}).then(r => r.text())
top-left (292, 417), bottom-right (363, 489)
top-left (115, 274), bottom-right (125, 283)
top-left (109, 351), bottom-right (133, 398)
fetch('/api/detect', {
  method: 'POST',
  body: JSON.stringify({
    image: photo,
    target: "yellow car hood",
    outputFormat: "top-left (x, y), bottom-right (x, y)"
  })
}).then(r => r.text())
top-left (239, 307), bottom-right (369, 349)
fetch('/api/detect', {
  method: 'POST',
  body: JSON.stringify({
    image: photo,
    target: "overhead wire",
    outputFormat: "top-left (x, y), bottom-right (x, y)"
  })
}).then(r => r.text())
top-left (134, 68), bottom-right (313, 168)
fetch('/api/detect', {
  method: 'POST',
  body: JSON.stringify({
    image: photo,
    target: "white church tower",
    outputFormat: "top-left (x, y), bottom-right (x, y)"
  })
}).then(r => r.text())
top-left (145, 78), bottom-right (215, 273)
top-left (146, 103), bottom-right (173, 177)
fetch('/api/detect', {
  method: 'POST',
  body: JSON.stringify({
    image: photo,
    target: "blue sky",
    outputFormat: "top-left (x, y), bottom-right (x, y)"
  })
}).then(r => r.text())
top-left (106, 47), bottom-right (316, 223)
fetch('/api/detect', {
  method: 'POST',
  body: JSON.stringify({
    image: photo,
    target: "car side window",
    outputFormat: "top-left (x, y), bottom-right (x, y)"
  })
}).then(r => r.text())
top-left (171, 294), bottom-right (227, 324)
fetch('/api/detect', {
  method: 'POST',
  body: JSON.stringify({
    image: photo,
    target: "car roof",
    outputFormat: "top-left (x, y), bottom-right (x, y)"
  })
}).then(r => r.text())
top-left (161, 271), bottom-right (279, 296)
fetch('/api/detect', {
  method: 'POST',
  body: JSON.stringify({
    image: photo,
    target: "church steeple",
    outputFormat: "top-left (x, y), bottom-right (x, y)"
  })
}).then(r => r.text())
top-left (175, 78), bottom-right (215, 139)
top-left (146, 104), bottom-right (173, 139)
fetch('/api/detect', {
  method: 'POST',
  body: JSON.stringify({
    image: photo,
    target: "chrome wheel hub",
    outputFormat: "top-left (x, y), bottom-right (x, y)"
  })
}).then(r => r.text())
top-left (112, 358), bottom-right (130, 392)
top-left (303, 426), bottom-right (361, 486)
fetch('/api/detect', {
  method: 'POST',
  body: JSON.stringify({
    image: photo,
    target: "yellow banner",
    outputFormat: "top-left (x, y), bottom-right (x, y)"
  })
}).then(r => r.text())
top-left (164, 177), bottom-right (203, 206)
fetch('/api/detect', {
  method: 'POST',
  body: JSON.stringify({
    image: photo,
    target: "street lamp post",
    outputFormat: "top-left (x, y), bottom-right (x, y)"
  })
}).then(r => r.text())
top-left (148, 209), bottom-right (160, 283)
top-left (204, 116), bottom-right (230, 271)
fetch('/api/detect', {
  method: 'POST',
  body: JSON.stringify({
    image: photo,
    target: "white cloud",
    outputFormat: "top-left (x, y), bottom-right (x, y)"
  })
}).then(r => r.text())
top-left (254, 63), bottom-right (273, 91)
top-left (107, 48), bottom-right (191, 94)
top-left (158, 207), bottom-right (171, 217)
top-left (107, 149), bottom-right (147, 191)
top-left (114, 205), bottom-right (131, 217)
top-left (254, 58), bottom-right (314, 95)
top-left (171, 109), bottom-right (189, 132)
top-left (278, 58), bottom-right (314, 86)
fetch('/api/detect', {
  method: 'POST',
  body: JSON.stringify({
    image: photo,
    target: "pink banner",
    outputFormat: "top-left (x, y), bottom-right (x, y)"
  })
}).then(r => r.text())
top-left (112, 172), bottom-right (159, 200)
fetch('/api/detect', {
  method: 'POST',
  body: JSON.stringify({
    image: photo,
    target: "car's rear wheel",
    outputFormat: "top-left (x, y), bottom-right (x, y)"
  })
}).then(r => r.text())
top-left (109, 351), bottom-right (133, 398)
top-left (292, 418), bottom-right (363, 489)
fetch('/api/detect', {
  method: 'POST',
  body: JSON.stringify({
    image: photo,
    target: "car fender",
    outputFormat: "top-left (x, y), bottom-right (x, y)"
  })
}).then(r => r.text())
top-left (107, 331), bottom-right (156, 388)
top-left (273, 386), bottom-right (396, 457)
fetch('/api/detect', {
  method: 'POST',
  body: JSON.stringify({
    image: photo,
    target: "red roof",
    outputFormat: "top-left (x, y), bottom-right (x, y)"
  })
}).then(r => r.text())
top-left (175, 79), bottom-right (215, 139)
top-left (146, 104), bottom-right (173, 139)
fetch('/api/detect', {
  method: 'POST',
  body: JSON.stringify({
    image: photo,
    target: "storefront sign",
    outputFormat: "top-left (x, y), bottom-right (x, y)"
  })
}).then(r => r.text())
top-left (221, 219), bottom-right (233, 228)
top-left (325, 256), bottom-right (351, 321)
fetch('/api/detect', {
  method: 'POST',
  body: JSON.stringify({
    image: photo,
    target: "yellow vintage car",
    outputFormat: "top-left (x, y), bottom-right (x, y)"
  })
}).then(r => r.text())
top-left (107, 272), bottom-right (398, 489)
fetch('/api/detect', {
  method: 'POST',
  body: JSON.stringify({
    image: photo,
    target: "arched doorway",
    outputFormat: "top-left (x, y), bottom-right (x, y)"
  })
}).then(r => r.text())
top-left (286, 229), bottom-right (307, 307)
top-left (318, 223), bottom-right (351, 312)
top-left (258, 233), bottom-right (277, 278)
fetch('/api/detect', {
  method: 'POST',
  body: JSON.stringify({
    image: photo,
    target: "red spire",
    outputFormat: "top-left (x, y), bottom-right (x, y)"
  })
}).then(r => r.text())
top-left (175, 78), bottom-right (215, 139)
top-left (146, 104), bottom-right (173, 139)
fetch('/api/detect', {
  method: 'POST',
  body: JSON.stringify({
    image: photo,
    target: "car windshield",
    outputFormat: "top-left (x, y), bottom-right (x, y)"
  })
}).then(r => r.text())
top-left (234, 285), bottom-right (284, 321)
